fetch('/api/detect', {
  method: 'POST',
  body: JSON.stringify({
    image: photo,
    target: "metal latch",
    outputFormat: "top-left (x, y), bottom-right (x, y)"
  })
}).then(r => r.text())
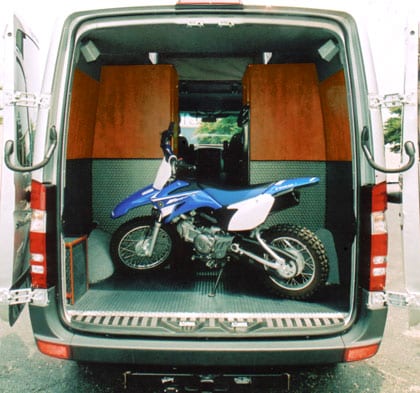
top-left (186, 20), bottom-right (205, 28)
top-left (368, 93), bottom-right (415, 109)
top-left (0, 288), bottom-right (49, 307)
top-left (0, 90), bottom-right (50, 109)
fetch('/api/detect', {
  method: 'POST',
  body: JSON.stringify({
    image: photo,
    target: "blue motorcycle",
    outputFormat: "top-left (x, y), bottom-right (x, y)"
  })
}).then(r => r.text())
top-left (110, 124), bottom-right (328, 299)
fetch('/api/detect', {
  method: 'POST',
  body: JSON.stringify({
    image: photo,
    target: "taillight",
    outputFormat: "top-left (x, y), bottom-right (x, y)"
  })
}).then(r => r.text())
top-left (360, 182), bottom-right (388, 291)
top-left (30, 180), bottom-right (57, 288)
top-left (344, 343), bottom-right (380, 362)
top-left (36, 339), bottom-right (72, 360)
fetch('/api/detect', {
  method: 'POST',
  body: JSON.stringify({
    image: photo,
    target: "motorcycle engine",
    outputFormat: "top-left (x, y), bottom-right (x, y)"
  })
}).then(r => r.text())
top-left (177, 217), bottom-right (234, 263)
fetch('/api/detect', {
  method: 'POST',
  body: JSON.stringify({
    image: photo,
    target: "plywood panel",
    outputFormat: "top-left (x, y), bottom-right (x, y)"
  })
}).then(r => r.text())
top-left (93, 65), bottom-right (178, 158)
top-left (319, 70), bottom-right (351, 161)
top-left (243, 64), bottom-right (326, 161)
top-left (67, 69), bottom-right (99, 159)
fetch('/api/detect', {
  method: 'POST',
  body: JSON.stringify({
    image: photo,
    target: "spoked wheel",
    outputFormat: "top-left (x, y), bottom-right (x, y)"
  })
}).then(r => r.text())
top-left (110, 216), bottom-right (175, 273)
top-left (260, 224), bottom-right (329, 300)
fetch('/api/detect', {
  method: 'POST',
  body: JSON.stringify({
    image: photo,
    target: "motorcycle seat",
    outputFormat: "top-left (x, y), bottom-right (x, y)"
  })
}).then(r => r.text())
top-left (199, 182), bottom-right (272, 206)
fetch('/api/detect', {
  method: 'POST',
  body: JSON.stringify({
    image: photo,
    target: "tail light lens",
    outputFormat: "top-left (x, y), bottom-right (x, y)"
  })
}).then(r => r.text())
top-left (36, 339), bottom-right (72, 360)
top-left (344, 343), bottom-right (380, 362)
top-left (30, 180), bottom-right (57, 288)
top-left (361, 182), bottom-right (388, 292)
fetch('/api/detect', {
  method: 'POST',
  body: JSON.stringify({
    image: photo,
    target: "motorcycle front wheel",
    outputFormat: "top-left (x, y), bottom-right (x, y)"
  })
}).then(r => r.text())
top-left (110, 216), bottom-right (175, 272)
top-left (260, 224), bottom-right (329, 300)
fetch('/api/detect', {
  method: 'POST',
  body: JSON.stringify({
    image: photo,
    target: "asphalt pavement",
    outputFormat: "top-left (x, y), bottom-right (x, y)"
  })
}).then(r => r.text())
top-left (0, 203), bottom-right (419, 392)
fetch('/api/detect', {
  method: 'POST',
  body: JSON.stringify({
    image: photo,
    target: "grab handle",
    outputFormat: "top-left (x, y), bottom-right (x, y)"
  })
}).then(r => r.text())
top-left (4, 126), bottom-right (57, 172)
top-left (361, 127), bottom-right (416, 174)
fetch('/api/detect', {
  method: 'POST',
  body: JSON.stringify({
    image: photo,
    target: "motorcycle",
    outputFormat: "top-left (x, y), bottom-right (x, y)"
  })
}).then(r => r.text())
top-left (110, 123), bottom-right (329, 300)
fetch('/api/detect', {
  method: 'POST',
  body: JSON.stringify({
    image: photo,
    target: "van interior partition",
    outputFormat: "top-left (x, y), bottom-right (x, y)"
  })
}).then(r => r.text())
top-left (61, 18), bottom-right (355, 336)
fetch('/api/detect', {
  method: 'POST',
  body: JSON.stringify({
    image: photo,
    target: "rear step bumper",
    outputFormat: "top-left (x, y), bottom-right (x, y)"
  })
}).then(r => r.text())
top-left (69, 310), bottom-right (346, 337)
top-left (29, 289), bottom-right (388, 366)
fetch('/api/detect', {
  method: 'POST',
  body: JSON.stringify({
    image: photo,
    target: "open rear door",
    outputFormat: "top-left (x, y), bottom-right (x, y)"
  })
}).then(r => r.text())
top-left (0, 14), bottom-right (41, 325)
top-left (400, 20), bottom-right (420, 325)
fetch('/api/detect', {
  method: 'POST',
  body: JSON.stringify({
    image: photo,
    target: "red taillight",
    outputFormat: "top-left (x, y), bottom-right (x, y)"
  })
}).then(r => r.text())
top-left (30, 180), bottom-right (57, 288)
top-left (369, 182), bottom-right (388, 291)
top-left (344, 343), bottom-right (380, 362)
top-left (30, 229), bottom-right (48, 288)
top-left (360, 182), bottom-right (388, 292)
top-left (31, 180), bottom-right (48, 210)
top-left (36, 339), bottom-right (72, 360)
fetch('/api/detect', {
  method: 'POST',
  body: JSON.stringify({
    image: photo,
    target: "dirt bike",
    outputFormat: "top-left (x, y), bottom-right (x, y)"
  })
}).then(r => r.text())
top-left (110, 123), bottom-right (329, 300)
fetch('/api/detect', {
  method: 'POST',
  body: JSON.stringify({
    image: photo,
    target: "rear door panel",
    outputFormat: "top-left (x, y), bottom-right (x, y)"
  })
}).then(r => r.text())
top-left (0, 14), bottom-right (40, 325)
top-left (400, 20), bottom-right (420, 324)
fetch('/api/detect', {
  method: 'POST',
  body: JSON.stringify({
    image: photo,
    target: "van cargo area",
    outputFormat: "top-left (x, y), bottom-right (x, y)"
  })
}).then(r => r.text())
top-left (60, 10), bottom-right (355, 338)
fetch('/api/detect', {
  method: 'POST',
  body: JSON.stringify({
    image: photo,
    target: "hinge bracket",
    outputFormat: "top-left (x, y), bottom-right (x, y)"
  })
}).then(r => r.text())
top-left (0, 288), bottom-right (49, 307)
top-left (368, 291), bottom-right (420, 309)
top-left (368, 93), bottom-right (415, 109)
top-left (386, 291), bottom-right (420, 308)
top-left (0, 90), bottom-right (50, 109)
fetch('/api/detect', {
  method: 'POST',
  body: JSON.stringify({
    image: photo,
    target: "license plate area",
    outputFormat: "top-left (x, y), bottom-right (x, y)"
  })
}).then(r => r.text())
top-left (122, 371), bottom-right (291, 392)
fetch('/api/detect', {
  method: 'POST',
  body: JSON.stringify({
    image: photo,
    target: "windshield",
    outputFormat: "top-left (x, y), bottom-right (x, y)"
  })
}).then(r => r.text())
top-left (180, 114), bottom-right (241, 146)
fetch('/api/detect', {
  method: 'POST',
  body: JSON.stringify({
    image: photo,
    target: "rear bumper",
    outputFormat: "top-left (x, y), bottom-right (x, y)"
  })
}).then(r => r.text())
top-left (29, 290), bottom-right (387, 366)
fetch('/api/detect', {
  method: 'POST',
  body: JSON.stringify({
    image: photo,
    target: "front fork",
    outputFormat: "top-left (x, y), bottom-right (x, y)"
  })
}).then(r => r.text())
top-left (144, 217), bottom-right (162, 257)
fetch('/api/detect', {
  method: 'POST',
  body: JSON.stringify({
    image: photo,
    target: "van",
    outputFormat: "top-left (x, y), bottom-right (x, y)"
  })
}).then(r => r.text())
top-left (1, 0), bottom-right (419, 385)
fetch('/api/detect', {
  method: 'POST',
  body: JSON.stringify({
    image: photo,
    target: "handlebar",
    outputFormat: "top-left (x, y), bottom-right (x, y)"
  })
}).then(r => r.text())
top-left (160, 122), bottom-right (175, 160)
top-left (161, 123), bottom-right (196, 179)
top-left (176, 159), bottom-right (196, 172)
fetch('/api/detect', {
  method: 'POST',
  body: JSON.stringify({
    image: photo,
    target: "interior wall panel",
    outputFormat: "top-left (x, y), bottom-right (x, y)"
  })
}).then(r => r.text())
top-left (92, 65), bottom-right (178, 159)
top-left (243, 64), bottom-right (326, 161)
top-left (67, 69), bottom-right (99, 159)
top-left (319, 70), bottom-right (352, 161)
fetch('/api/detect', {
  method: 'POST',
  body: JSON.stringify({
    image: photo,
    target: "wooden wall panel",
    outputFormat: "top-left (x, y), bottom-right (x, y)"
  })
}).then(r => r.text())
top-left (93, 65), bottom-right (178, 158)
top-left (67, 69), bottom-right (99, 159)
top-left (319, 70), bottom-right (352, 161)
top-left (243, 64), bottom-right (326, 161)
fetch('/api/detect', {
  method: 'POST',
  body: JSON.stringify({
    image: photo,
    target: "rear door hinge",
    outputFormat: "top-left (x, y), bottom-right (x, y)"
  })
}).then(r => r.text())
top-left (368, 291), bottom-right (420, 308)
top-left (0, 288), bottom-right (49, 307)
top-left (368, 93), bottom-right (415, 109)
top-left (0, 90), bottom-right (50, 109)
top-left (386, 291), bottom-right (420, 308)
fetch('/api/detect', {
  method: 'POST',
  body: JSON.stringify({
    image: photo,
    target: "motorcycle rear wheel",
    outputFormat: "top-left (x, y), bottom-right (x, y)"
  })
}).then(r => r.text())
top-left (110, 216), bottom-right (175, 272)
top-left (260, 224), bottom-right (329, 300)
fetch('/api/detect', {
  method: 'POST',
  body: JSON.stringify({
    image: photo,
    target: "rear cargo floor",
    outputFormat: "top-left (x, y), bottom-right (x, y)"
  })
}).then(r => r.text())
top-left (68, 263), bottom-right (348, 337)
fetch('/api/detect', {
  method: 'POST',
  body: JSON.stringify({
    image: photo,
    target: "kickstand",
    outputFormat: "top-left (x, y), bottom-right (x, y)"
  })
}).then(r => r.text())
top-left (208, 262), bottom-right (226, 297)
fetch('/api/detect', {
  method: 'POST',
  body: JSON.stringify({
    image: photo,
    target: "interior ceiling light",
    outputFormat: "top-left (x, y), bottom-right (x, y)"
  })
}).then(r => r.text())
top-left (149, 52), bottom-right (159, 64)
top-left (318, 39), bottom-right (339, 62)
top-left (263, 52), bottom-right (272, 64)
top-left (80, 40), bottom-right (100, 63)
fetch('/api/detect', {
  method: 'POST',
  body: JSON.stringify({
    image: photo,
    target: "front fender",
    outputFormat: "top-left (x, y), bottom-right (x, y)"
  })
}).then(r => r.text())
top-left (111, 184), bottom-right (158, 219)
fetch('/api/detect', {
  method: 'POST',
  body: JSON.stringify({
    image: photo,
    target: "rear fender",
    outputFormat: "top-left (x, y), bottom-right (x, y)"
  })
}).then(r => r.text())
top-left (264, 177), bottom-right (319, 196)
top-left (111, 184), bottom-right (158, 219)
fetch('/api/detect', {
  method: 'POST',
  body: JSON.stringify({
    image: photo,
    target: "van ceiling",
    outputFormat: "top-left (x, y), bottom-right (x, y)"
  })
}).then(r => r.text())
top-left (84, 23), bottom-right (336, 71)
